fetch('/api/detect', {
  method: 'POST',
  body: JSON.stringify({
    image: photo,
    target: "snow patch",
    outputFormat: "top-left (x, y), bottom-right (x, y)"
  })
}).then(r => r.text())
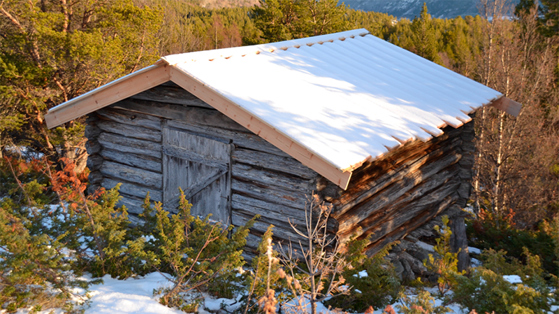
top-left (353, 270), bottom-right (368, 278)
top-left (503, 275), bottom-right (522, 284)
top-left (468, 246), bottom-right (482, 254)
top-left (86, 273), bottom-right (178, 314)
top-left (416, 241), bottom-right (435, 252)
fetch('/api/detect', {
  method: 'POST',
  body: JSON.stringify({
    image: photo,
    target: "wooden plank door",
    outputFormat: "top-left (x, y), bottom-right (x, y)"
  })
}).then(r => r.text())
top-left (162, 123), bottom-right (231, 225)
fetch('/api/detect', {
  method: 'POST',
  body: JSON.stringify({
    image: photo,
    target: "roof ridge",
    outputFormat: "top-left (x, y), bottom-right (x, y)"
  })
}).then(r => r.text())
top-left (162, 28), bottom-right (370, 65)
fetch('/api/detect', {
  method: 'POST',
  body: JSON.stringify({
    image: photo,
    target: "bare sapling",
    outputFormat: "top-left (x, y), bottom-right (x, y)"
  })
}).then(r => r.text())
top-left (279, 194), bottom-right (348, 314)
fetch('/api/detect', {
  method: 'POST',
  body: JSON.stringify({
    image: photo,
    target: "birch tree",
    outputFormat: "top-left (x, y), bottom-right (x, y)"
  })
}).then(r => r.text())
top-left (473, 0), bottom-right (559, 227)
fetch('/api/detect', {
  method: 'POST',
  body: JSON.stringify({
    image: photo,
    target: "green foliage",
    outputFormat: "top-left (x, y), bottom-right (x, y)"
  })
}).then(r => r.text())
top-left (0, 0), bottom-right (161, 167)
top-left (468, 217), bottom-right (558, 276)
top-left (452, 250), bottom-right (553, 314)
top-left (425, 216), bottom-right (464, 296)
top-left (77, 186), bottom-right (150, 278)
top-left (0, 160), bottom-right (87, 313)
top-left (39, 159), bottom-right (150, 279)
top-left (325, 236), bottom-right (401, 311)
top-left (397, 289), bottom-right (451, 314)
top-left (252, 0), bottom-right (350, 42)
top-left (143, 190), bottom-right (255, 311)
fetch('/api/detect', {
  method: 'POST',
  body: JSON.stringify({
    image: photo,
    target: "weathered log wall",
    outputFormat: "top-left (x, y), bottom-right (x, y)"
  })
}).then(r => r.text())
top-left (85, 82), bottom-right (474, 258)
top-left (316, 120), bottom-right (475, 256)
top-left (85, 83), bottom-right (316, 255)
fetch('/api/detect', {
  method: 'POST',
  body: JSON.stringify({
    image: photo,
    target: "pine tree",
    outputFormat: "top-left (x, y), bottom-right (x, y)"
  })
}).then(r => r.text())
top-left (410, 3), bottom-right (442, 64)
top-left (252, 0), bottom-right (350, 43)
top-left (0, 0), bottom-right (162, 169)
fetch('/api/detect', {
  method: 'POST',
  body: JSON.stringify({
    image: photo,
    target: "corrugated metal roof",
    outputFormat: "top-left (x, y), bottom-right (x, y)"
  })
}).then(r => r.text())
top-left (163, 29), bottom-right (501, 172)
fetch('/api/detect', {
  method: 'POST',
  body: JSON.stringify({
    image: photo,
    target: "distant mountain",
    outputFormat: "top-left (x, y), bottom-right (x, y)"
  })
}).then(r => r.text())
top-left (341, 0), bottom-right (520, 20)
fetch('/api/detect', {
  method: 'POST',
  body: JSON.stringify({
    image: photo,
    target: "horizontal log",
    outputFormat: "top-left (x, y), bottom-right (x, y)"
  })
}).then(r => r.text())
top-left (128, 214), bottom-right (145, 226)
top-left (232, 163), bottom-right (311, 194)
top-left (231, 194), bottom-right (338, 234)
top-left (458, 153), bottom-right (475, 168)
top-left (232, 194), bottom-right (306, 222)
top-left (97, 107), bottom-right (161, 130)
top-left (100, 160), bottom-right (162, 189)
top-left (362, 183), bottom-right (459, 244)
top-left (84, 123), bottom-right (101, 139)
top-left (114, 98), bottom-right (247, 133)
top-left (87, 183), bottom-right (101, 196)
top-left (245, 232), bottom-right (263, 252)
top-left (86, 140), bottom-right (102, 155)
top-left (232, 212), bottom-right (305, 245)
top-left (460, 127), bottom-right (475, 142)
top-left (458, 167), bottom-right (472, 180)
top-left (129, 83), bottom-right (212, 108)
top-left (232, 149), bottom-right (315, 180)
top-left (86, 154), bottom-right (103, 171)
top-left (349, 131), bottom-right (461, 182)
top-left (335, 150), bottom-right (462, 221)
top-left (117, 194), bottom-right (147, 215)
top-left (98, 132), bottom-right (162, 159)
top-left (365, 194), bottom-right (456, 257)
top-left (100, 149), bottom-right (161, 173)
top-left (101, 177), bottom-right (163, 203)
top-left (232, 200), bottom-right (305, 230)
top-left (338, 166), bottom-right (459, 237)
top-left (460, 141), bottom-right (476, 153)
top-left (339, 170), bottom-right (460, 238)
top-left (88, 170), bottom-right (103, 185)
top-left (167, 120), bottom-right (289, 157)
top-left (96, 119), bottom-right (162, 142)
top-left (232, 179), bottom-right (307, 210)
top-left (337, 137), bottom-right (462, 207)
top-left (457, 182), bottom-right (471, 199)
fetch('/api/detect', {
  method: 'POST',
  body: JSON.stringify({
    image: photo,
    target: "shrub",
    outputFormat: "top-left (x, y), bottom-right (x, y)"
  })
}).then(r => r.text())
top-left (46, 158), bottom-right (149, 278)
top-left (242, 225), bottom-right (289, 314)
top-left (396, 289), bottom-right (451, 314)
top-left (144, 191), bottom-right (255, 312)
top-left (453, 267), bottom-right (550, 313)
top-left (0, 158), bottom-right (86, 313)
top-left (278, 195), bottom-right (348, 314)
top-left (425, 215), bottom-right (464, 296)
top-left (468, 212), bottom-right (558, 276)
top-left (324, 236), bottom-right (401, 312)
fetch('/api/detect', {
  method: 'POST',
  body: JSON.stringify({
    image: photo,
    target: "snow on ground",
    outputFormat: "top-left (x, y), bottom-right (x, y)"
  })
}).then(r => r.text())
top-left (416, 241), bottom-right (435, 252)
top-left (85, 273), bottom-right (180, 314)
top-left (467, 247), bottom-right (482, 254)
top-left (4, 270), bottom-right (558, 314)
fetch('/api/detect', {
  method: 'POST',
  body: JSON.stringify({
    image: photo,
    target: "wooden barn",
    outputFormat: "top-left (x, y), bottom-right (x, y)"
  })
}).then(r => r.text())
top-left (45, 29), bottom-right (520, 258)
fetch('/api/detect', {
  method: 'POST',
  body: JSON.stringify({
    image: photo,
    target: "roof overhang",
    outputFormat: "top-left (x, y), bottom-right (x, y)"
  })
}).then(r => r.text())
top-left (45, 30), bottom-right (522, 190)
top-left (45, 60), bottom-right (355, 189)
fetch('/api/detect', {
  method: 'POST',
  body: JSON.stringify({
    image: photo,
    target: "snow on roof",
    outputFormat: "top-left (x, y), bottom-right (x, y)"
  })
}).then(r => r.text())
top-left (46, 29), bottom-right (516, 189)
top-left (164, 29), bottom-right (502, 172)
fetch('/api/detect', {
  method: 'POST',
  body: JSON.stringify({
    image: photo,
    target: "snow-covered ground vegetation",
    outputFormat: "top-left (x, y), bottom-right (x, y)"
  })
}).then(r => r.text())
top-left (0, 158), bottom-right (558, 314)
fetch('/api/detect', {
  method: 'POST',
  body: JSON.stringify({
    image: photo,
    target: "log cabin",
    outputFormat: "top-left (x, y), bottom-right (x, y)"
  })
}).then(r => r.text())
top-left (44, 29), bottom-right (521, 258)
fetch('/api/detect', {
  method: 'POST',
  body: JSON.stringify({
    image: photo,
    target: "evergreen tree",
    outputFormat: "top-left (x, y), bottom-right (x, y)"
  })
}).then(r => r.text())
top-left (410, 3), bottom-right (442, 64)
top-left (0, 0), bottom-right (161, 170)
top-left (252, 0), bottom-right (349, 43)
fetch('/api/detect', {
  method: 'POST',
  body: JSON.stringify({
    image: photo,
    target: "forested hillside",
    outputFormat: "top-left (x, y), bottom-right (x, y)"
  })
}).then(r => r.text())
top-left (341, 0), bottom-right (521, 19)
